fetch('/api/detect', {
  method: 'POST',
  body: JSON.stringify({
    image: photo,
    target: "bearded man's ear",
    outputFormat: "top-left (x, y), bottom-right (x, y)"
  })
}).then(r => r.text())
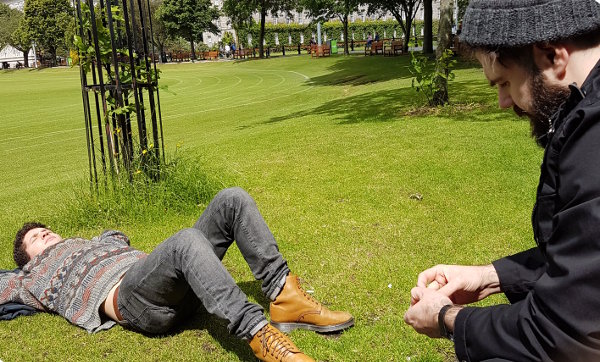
top-left (533, 43), bottom-right (570, 81)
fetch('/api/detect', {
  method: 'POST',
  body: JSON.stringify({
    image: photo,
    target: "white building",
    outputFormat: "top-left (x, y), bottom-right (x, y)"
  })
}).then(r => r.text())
top-left (0, 45), bottom-right (36, 68)
top-left (0, 0), bottom-right (23, 10)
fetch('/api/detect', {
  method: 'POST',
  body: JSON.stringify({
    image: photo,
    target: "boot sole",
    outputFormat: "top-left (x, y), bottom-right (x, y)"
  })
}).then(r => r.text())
top-left (271, 317), bottom-right (355, 334)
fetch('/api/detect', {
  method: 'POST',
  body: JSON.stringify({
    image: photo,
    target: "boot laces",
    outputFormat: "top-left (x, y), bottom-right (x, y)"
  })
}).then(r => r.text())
top-left (259, 325), bottom-right (296, 360)
top-left (296, 276), bottom-right (320, 307)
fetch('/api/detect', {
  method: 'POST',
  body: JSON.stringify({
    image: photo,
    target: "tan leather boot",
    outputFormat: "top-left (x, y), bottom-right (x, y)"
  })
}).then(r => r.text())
top-left (249, 323), bottom-right (315, 362)
top-left (270, 274), bottom-right (354, 333)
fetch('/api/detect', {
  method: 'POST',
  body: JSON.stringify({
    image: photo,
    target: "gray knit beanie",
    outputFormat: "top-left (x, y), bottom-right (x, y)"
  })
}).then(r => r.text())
top-left (461, 0), bottom-right (600, 47)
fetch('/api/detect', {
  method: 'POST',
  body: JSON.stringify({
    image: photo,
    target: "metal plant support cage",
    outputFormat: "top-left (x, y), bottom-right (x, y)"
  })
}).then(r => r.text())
top-left (73, 0), bottom-right (165, 189)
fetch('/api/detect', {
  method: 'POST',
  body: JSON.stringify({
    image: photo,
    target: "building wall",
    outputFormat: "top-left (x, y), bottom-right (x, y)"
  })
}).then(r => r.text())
top-left (0, 0), bottom-right (23, 10)
top-left (0, 45), bottom-right (36, 68)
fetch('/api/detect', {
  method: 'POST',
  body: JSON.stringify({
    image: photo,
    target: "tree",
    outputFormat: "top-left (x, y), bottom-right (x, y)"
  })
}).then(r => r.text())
top-left (24, 0), bottom-right (72, 67)
top-left (223, 0), bottom-right (294, 58)
top-left (222, 0), bottom-right (255, 47)
top-left (256, 0), bottom-right (296, 58)
top-left (158, 0), bottom-right (220, 60)
top-left (0, 4), bottom-right (20, 51)
top-left (301, 0), bottom-right (361, 56)
top-left (148, 0), bottom-right (170, 63)
top-left (367, 0), bottom-right (421, 53)
top-left (432, 0), bottom-right (452, 105)
top-left (222, 31), bottom-right (234, 45)
top-left (11, 17), bottom-right (33, 68)
top-left (128, 0), bottom-right (169, 62)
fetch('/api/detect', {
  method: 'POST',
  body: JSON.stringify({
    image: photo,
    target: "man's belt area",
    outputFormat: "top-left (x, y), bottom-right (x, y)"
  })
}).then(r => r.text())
top-left (112, 285), bottom-right (124, 322)
top-left (103, 279), bottom-right (124, 322)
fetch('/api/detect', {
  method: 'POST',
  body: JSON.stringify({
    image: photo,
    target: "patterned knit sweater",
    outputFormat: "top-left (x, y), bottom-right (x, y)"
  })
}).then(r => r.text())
top-left (0, 230), bottom-right (147, 333)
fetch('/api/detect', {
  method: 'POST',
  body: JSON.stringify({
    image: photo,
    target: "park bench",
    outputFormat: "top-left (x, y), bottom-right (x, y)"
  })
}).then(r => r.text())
top-left (384, 41), bottom-right (404, 56)
top-left (203, 50), bottom-right (219, 60)
top-left (233, 48), bottom-right (257, 59)
top-left (280, 44), bottom-right (305, 55)
top-left (366, 41), bottom-right (383, 55)
top-left (233, 49), bottom-right (244, 59)
top-left (310, 44), bottom-right (331, 58)
top-left (171, 51), bottom-right (191, 62)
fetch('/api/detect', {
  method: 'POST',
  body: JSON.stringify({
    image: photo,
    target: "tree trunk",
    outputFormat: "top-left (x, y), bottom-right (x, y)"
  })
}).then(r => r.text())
top-left (158, 44), bottom-right (165, 63)
top-left (50, 47), bottom-right (57, 67)
top-left (343, 16), bottom-right (349, 55)
top-left (190, 37), bottom-right (196, 60)
top-left (259, 8), bottom-right (266, 58)
top-left (21, 50), bottom-right (29, 67)
top-left (423, 0), bottom-right (433, 54)
top-left (390, 10), bottom-right (409, 53)
top-left (433, 0), bottom-right (453, 106)
top-left (234, 26), bottom-right (240, 50)
top-left (404, 16), bottom-right (413, 53)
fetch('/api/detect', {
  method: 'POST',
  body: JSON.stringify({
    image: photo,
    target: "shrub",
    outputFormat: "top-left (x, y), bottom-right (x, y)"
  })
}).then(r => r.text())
top-left (409, 49), bottom-right (457, 106)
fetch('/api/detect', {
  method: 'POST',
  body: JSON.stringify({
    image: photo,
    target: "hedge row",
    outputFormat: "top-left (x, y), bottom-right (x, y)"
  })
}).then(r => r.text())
top-left (235, 19), bottom-right (439, 47)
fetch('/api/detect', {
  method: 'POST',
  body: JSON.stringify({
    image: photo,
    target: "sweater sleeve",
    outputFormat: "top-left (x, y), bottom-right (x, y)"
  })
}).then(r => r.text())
top-left (0, 269), bottom-right (43, 309)
top-left (94, 230), bottom-right (131, 246)
top-left (454, 103), bottom-right (600, 361)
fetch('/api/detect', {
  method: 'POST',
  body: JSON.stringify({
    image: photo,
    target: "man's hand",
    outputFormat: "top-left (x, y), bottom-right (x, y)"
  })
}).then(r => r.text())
top-left (404, 287), bottom-right (453, 338)
top-left (415, 264), bottom-right (501, 305)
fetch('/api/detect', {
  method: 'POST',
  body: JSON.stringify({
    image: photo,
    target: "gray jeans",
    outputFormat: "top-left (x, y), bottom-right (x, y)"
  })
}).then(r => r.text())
top-left (117, 187), bottom-right (290, 339)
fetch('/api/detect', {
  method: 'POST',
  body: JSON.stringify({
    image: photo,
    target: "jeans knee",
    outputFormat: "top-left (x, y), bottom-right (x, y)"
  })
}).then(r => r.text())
top-left (216, 187), bottom-right (254, 207)
top-left (171, 228), bottom-right (212, 254)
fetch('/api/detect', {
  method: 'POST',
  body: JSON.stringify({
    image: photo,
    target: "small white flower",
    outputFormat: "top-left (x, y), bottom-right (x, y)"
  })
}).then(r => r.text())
top-left (388, 283), bottom-right (392, 288)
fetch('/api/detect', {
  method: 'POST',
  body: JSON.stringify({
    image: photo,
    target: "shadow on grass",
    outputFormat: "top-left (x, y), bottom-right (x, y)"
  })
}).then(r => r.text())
top-left (265, 80), bottom-right (512, 125)
top-left (307, 55), bottom-right (413, 87)
top-left (306, 53), bottom-right (483, 88)
top-left (266, 87), bottom-right (415, 125)
top-left (138, 280), bottom-right (271, 361)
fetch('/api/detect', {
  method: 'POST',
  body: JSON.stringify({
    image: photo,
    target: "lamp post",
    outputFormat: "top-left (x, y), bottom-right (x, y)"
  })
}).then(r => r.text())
top-left (317, 22), bottom-right (322, 45)
top-left (32, 42), bottom-right (37, 69)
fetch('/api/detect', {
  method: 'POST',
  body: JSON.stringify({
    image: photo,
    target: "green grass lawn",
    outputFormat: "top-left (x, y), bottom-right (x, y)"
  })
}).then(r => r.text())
top-left (0, 54), bottom-right (542, 361)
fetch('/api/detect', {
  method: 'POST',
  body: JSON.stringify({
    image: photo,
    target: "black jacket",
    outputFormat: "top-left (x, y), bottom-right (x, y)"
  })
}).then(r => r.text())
top-left (454, 58), bottom-right (600, 362)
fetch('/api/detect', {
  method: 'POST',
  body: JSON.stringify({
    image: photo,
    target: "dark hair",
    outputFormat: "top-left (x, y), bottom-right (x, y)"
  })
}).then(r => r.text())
top-left (14, 222), bottom-right (47, 268)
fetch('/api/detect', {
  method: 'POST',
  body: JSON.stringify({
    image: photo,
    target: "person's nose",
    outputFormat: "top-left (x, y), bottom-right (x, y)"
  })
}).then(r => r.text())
top-left (498, 88), bottom-right (514, 109)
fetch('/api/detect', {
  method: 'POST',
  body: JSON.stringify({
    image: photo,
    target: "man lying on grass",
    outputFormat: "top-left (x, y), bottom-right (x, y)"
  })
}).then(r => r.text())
top-left (1, 187), bottom-right (354, 362)
top-left (404, 0), bottom-right (600, 361)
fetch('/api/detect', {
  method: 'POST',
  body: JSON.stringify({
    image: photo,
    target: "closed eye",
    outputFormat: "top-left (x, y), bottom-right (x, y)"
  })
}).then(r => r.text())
top-left (29, 233), bottom-right (40, 244)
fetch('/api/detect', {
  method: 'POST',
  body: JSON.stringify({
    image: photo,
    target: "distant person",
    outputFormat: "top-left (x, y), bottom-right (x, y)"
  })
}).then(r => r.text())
top-left (374, 33), bottom-right (380, 42)
top-left (404, 0), bottom-right (600, 361)
top-left (231, 42), bottom-right (236, 56)
top-left (1, 188), bottom-right (354, 362)
top-left (366, 33), bottom-right (373, 48)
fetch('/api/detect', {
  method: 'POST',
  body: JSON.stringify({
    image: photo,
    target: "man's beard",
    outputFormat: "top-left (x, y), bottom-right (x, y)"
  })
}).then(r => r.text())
top-left (514, 73), bottom-right (571, 147)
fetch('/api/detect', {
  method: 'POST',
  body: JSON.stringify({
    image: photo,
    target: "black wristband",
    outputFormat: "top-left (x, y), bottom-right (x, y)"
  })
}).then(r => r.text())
top-left (438, 304), bottom-right (454, 341)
